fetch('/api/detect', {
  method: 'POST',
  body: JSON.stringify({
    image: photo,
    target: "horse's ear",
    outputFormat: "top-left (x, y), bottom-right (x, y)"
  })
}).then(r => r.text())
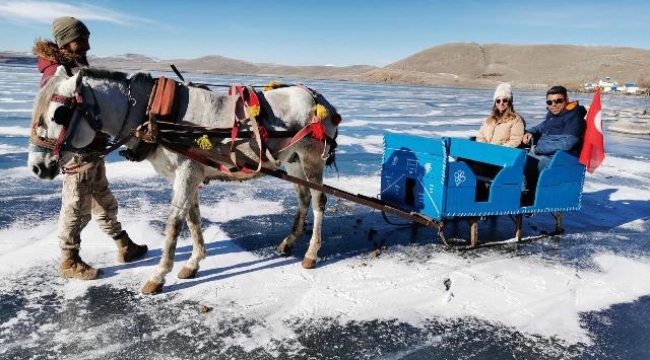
top-left (54, 65), bottom-right (68, 78)
top-left (74, 71), bottom-right (83, 90)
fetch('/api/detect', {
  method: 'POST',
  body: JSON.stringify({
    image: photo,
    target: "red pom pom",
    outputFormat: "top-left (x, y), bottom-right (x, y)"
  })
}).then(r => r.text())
top-left (309, 122), bottom-right (326, 141)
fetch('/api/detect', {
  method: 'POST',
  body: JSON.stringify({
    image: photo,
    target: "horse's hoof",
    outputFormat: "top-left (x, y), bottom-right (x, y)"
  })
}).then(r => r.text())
top-left (277, 242), bottom-right (293, 256)
top-left (141, 281), bottom-right (163, 295)
top-left (302, 258), bottom-right (317, 269)
top-left (178, 266), bottom-right (198, 279)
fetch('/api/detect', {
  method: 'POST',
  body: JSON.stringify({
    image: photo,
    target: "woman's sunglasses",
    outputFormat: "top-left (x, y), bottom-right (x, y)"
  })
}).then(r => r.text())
top-left (495, 98), bottom-right (509, 105)
top-left (546, 98), bottom-right (565, 106)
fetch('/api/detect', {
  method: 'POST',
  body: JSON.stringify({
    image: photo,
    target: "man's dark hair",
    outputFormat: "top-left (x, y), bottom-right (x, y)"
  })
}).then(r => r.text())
top-left (546, 85), bottom-right (568, 98)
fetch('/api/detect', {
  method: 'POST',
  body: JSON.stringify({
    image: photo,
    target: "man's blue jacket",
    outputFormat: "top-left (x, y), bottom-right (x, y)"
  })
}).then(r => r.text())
top-left (528, 101), bottom-right (587, 155)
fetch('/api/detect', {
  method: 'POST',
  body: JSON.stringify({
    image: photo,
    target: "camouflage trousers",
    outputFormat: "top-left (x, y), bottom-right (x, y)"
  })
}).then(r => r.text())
top-left (58, 155), bottom-right (123, 250)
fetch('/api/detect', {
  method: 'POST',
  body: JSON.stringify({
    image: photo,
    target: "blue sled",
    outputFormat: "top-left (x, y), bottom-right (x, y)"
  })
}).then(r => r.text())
top-left (380, 133), bottom-right (585, 222)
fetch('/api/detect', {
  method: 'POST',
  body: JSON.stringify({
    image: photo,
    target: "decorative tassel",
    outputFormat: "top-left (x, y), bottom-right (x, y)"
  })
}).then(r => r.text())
top-left (263, 81), bottom-right (284, 91)
top-left (248, 104), bottom-right (260, 118)
top-left (246, 87), bottom-right (261, 118)
top-left (309, 122), bottom-right (326, 142)
top-left (195, 135), bottom-right (213, 150)
top-left (314, 104), bottom-right (328, 120)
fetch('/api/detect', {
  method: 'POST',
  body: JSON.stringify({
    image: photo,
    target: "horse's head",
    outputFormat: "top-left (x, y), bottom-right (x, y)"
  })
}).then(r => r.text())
top-left (28, 66), bottom-right (98, 179)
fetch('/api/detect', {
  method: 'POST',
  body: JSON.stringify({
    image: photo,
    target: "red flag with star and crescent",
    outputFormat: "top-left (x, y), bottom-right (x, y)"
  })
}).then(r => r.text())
top-left (579, 88), bottom-right (605, 173)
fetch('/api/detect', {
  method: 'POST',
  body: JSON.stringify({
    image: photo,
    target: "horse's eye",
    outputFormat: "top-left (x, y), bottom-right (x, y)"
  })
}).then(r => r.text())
top-left (53, 107), bottom-right (73, 126)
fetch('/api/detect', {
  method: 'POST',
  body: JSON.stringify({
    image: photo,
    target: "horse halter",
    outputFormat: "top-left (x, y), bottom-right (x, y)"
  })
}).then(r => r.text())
top-left (32, 86), bottom-right (104, 159)
top-left (50, 94), bottom-right (82, 126)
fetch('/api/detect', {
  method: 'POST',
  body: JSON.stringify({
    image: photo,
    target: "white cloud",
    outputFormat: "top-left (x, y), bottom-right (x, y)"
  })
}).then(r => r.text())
top-left (0, 0), bottom-right (151, 25)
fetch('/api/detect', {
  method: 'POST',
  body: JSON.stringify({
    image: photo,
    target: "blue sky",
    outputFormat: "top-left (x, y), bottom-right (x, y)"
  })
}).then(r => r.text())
top-left (0, 0), bottom-right (648, 66)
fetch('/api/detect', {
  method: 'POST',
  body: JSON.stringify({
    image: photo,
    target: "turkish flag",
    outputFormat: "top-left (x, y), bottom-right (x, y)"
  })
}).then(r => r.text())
top-left (579, 88), bottom-right (605, 173)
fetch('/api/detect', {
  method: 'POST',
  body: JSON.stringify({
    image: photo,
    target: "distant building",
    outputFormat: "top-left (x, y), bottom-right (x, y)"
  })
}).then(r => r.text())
top-left (623, 82), bottom-right (639, 94)
top-left (581, 78), bottom-right (640, 94)
top-left (584, 82), bottom-right (597, 90)
top-left (598, 77), bottom-right (618, 92)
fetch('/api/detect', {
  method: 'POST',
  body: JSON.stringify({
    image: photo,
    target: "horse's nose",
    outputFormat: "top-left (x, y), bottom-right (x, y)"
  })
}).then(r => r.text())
top-left (32, 164), bottom-right (43, 177)
top-left (31, 163), bottom-right (56, 179)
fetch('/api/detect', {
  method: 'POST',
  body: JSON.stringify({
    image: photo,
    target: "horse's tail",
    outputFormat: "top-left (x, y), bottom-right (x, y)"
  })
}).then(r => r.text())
top-left (312, 93), bottom-right (341, 170)
top-left (325, 128), bottom-right (338, 170)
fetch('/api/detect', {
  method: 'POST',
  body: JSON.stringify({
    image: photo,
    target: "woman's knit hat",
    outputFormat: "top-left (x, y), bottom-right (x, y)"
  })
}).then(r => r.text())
top-left (493, 83), bottom-right (512, 102)
top-left (52, 17), bottom-right (90, 48)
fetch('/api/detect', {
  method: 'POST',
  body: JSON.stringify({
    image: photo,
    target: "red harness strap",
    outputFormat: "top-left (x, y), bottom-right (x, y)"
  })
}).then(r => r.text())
top-left (53, 124), bottom-right (68, 159)
top-left (272, 84), bottom-right (336, 156)
top-left (51, 94), bottom-right (82, 108)
top-left (275, 123), bottom-right (326, 154)
top-left (227, 85), bottom-right (268, 174)
top-left (49, 93), bottom-right (85, 158)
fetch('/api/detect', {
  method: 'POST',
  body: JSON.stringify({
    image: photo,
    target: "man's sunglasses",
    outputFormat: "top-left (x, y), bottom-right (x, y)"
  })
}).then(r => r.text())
top-left (546, 98), bottom-right (565, 106)
top-left (495, 98), bottom-right (509, 105)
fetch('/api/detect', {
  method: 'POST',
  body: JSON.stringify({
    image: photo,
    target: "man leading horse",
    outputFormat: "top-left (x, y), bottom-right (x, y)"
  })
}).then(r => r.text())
top-left (32, 16), bottom-right (148, 280)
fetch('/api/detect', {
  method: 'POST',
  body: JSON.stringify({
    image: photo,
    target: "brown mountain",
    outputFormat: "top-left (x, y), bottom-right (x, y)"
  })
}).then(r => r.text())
top-left (2, 43), bottom-right (649, 90)
top-left (361, 42), bottom-right (650, 90)
top-left (90, 54), bottom-right (377, 82)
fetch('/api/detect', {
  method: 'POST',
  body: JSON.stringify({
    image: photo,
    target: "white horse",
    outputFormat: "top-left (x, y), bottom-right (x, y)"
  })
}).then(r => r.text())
top-left (28, 66), bottom-right (341, 294)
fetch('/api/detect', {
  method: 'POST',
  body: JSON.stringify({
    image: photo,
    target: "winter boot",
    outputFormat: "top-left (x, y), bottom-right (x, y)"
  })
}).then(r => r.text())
top-left (59, 249), bottom-right (101, 280)
top-left (114, 231), bottom-right (148, 263)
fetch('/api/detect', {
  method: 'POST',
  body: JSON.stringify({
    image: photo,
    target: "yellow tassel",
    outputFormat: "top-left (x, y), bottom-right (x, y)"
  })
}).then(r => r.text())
top-left (195, 135), bottom-right (213, 150)
top-left (248, 105), bottom-right (260, 118)
top-left (314, 104), bottom-right (328, 120)
top-left (263, 81), bottom-right (283, 91)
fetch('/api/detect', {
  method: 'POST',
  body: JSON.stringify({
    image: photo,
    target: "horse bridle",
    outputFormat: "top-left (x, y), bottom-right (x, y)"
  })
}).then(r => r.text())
top-left (30, 85), bottom-right (104, 159)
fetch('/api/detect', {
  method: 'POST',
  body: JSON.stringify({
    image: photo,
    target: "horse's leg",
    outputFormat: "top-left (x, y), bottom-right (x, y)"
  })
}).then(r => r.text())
top-left (142, 163), bottom-right (203, 295)
top-left (277, 160), bottom-right (311, 258)
top-left (301, 156), bottom-right (327, 269)
top-left (277, 154), bottom-right (327, 269)
top-left (178, 190), bottom-right (206, 279)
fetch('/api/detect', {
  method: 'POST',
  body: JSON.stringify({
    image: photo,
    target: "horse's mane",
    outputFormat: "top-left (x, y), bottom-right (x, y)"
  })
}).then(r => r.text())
top-left (129, 72), bottom-right (154, 87)
top-left (75, 67), bottom-right (156, 87)
top-left (32, 75), bottom-right (62, 126)
top-left (79, 67), bottom-right (129, 82)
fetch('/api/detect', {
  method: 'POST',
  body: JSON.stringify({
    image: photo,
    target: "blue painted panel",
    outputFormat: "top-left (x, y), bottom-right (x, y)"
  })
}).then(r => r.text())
top-left (444, 139), bottom-right (525, 215)
top-left (449, 138), bottom-right (526, 169)
top-left (383, 133), bottom-right (448, 158)
top-left (532, 151), bottom-right (585, 209)
top-left (381, 134), bottom-right (447, 220)
top-left (444, 161), bottom-right (480, 213)
top-left (444, 141), bottom-right (526, 216)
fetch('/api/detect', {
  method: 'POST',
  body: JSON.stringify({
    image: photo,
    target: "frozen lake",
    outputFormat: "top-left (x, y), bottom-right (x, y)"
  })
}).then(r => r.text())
top-left (1, 64), bottom-right (650, 359)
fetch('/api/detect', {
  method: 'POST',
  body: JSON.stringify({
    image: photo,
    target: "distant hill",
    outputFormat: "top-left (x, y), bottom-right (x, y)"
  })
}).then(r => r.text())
top-left (2, 43), bottom-right (649, 90)
top-left (362, 42), bottom-right (650, 90)
top-left (0, 51), bottom-right (36, 66)
top-left (0, 50), bottom-right (377, 82)
top-left (90, 54), bottom-right (377, 82)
